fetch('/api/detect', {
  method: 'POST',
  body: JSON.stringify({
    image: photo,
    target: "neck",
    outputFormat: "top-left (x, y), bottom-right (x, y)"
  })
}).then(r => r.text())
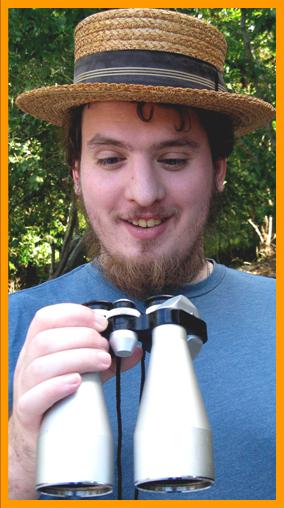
top-left (191, 258), bottom-right (212, 284)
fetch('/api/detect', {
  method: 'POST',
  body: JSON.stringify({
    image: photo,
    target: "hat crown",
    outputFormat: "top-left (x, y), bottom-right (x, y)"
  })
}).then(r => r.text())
top-left (15, 8), bottom-right (275, 136)
top-left (75, 9), bottom-right (227, 73)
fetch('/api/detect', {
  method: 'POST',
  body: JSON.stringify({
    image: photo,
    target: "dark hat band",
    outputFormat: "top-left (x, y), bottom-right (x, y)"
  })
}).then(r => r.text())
top-left (74, 50), bottom-right (227, 92)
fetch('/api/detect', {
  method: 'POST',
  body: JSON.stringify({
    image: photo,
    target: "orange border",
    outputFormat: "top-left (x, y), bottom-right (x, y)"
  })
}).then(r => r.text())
top-left (0, 1), bottom-right (281, 7)
top-left (1, 2), bottom-right (282, 508)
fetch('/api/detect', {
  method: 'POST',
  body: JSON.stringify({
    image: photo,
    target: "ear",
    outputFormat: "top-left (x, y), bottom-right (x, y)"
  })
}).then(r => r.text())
top-left (72, 160), bottom-right (81, 195)
top-left (214, 158), bottom-right (227, 192)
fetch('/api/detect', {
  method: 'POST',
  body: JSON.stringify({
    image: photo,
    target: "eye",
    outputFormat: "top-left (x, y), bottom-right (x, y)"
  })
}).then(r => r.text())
top-left (158, 156), bottom-right (189, 170)
top-left (96, 156), bottom-right (125, 167)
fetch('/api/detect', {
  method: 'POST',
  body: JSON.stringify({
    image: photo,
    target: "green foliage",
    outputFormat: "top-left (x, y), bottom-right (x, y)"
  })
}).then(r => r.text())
top-left (9, 8), bottom-right (276, 288)
top-left (9, 8), bottom-right (102, 286)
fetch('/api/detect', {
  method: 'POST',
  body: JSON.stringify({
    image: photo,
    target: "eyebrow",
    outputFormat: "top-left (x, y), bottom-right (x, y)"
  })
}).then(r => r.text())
top-left (87, 134), bottom-right (200, 151)
top-left (87, 135), bottom-right (131, 150)
top-left (153, 138), bottom-right (200, 150)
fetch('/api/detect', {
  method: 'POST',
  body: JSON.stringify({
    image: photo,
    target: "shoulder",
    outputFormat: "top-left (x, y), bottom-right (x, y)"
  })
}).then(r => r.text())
top-left (9, 261), bottom-right (129, 329)
top-left (217, 265), bottom-right (276, 322)
top-left (8, 263), bottom-right (102, 403)
top-left (202, 263), bottom-right (275, 323)
top-left (9, 263), bottom-right (93, 309)
top-left (224, 265), bottom-right (275, 285)
top-left (223, 265), bottom-right (275, 295)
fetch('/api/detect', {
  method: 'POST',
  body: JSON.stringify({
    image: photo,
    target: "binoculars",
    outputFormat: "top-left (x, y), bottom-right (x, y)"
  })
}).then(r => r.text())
top-left (36, 295), bottom-right (214, 497)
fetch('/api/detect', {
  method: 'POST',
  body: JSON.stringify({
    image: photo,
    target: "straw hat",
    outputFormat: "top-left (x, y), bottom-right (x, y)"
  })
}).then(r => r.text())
top-left (16, 8), bottom-right (275, 136)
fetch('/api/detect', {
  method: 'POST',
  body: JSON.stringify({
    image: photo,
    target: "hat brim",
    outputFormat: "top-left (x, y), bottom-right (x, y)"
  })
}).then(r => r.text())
top-left (16, 82), bottom-right (275, 137)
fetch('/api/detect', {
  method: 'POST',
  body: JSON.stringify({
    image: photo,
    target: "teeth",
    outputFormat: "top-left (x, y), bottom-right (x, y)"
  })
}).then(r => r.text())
top-left (131, 218), bottom-right (162, 228)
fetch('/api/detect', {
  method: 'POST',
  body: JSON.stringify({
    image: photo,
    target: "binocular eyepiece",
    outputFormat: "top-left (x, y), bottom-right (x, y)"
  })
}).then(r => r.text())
top-left (36, 295), bottom-right (214, 498)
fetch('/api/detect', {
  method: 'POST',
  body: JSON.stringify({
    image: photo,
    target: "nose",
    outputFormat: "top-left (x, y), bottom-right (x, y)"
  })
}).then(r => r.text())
top-left (124, 156), bottom-right (166, 207)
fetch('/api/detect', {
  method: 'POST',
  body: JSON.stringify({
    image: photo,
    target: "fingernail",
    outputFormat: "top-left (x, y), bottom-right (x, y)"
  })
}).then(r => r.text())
top-left (64, 373), bottom-right (81, 387)
top-left (98, 351), bottom-right (111, 367)
top-left (93, 311), bottom-right (108, 330)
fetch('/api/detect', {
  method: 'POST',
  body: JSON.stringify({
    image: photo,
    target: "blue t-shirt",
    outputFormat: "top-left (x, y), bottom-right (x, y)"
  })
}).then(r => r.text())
top-left (9, 261), bottom-right (275, 500)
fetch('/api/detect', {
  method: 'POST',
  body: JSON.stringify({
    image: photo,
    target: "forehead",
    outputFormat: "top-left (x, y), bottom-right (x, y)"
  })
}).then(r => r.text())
top-left (81, 101), bottom-right (206, 143)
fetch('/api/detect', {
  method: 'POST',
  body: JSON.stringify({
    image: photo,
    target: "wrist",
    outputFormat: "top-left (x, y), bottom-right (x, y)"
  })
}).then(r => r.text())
top-left (8, 415), bottom-right (38, 499)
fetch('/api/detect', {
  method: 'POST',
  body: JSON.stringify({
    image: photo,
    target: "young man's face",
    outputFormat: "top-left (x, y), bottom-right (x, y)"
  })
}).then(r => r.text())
top-left (73, 102), bottom-right (226, 294)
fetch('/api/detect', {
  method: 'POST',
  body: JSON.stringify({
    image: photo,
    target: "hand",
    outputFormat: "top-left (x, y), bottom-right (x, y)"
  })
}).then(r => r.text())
top-left (9, 303), bottom-right (143, 498)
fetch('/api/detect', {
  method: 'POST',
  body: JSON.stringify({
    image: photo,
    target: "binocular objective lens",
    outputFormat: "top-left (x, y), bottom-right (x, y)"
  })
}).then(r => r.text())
top-left (136, 477), bottom-right (214, 493)
top-left (37, 482), bottom-right (113, 498)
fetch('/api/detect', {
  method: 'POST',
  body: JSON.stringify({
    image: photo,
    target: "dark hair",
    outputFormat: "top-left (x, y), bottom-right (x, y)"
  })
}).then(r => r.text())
top-left (63, 102), bottom-right (234, 168)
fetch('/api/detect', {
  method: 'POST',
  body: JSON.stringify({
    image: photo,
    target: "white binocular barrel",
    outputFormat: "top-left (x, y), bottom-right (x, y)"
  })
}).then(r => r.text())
top-left (36, 305), bottom-right (114, 497)
top-left (134, 295), bottom-right (214, 493)
top-left (36, 372), bottom-right (114, 497)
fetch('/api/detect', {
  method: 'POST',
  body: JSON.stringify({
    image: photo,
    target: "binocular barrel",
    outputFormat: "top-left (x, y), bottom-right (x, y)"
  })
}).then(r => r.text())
top-left (36, 372), bottom-right (114, 497)
top-left (35, 295), bottom-right (214, 497)
top-left (134, 322), bottom-right (214, 492)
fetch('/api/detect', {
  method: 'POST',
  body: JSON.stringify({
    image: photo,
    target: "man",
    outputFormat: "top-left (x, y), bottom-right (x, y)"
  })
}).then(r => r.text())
top-left (9, 8), bottom-right (275, 500)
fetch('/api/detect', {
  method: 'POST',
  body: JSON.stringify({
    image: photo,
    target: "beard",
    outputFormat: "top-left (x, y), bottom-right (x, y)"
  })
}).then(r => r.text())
top-left (77, 177), bottom-right (221, 299)
top-left (92, 235), bottom-right (205, 299)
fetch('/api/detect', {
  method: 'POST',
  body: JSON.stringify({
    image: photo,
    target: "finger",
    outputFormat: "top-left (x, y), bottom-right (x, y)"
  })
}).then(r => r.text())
top-left (16, 373), bottom-right (82, 429)
top-left (23, 348), bottom-right (112, 391)
top-left (102, 345), bottom-right (144, 382)
top-left (23, 304), bottom-right (108, 352)
top-left (27, 326), bottom-right (109, 359)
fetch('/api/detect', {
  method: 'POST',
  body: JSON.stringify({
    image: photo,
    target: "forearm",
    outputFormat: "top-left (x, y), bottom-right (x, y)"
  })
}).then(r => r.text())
top-left (8, 416), bottom-right (38, 500)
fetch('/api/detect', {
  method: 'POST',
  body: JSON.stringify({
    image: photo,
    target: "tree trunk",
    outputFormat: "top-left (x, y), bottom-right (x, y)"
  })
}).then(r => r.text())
top-left (49, 197), bottom-right (80, 278)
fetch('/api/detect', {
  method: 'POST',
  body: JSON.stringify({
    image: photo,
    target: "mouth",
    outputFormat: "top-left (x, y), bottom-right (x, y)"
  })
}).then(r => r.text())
top-left (127, 218), bottom-right (164, 228)
top-left (121, 215), bottom-right (170, 241)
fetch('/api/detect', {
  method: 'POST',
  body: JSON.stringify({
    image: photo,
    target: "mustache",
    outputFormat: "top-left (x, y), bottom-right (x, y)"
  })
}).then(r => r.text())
top-left (120, 207), bottom-right (178, 222)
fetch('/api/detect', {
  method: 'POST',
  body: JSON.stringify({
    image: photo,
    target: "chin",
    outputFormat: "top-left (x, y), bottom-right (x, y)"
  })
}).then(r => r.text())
top-left (123, 249), bottom-right (171, 264)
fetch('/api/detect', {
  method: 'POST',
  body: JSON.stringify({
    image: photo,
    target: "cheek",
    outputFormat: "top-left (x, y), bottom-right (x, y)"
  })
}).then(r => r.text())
top-left (80, 173), bottom-right (122, 222)
top-left (173, 171), bottom-right (213, 210)
top-left (80, 163), bottom-right (105, 199)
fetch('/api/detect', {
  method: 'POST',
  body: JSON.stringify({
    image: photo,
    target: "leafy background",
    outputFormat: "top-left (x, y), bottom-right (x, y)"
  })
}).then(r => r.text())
top-left (9, 8), bottom-right (276, 290)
